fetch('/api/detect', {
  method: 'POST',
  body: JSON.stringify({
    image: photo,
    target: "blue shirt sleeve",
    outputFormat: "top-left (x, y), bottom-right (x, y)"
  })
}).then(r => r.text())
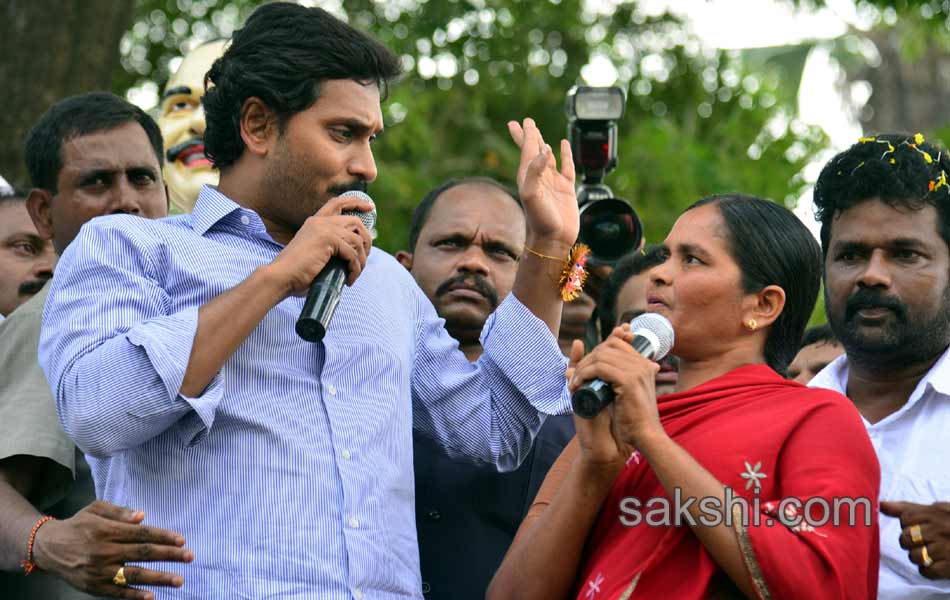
top-left (38, 217), bottom-right (223, 458)
top-left (410, 280), bottom-right (571, 473)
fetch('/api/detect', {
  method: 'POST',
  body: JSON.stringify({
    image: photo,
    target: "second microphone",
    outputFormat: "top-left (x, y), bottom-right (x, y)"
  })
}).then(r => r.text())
top-left (571, 312), bottom-right (675, 419)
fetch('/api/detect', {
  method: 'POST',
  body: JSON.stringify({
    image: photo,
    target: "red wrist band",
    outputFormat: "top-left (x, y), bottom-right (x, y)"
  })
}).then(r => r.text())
top-left (21, 515), bottom-right (55, 575)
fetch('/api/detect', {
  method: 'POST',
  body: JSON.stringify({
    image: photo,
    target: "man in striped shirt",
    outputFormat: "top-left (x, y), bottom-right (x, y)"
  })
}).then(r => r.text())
top-left (39, 3), bottom-right (578, 599)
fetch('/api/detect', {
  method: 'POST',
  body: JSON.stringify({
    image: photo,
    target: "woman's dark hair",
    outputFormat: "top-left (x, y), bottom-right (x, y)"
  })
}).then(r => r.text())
top-left (203, 2), bottom-right (402, 171)
top-left (24, 92), bottom-right (164, 193)
top-left (687, 194), bottom-right (822, 374)
top-left (813, 133), bottom-right (950, 255)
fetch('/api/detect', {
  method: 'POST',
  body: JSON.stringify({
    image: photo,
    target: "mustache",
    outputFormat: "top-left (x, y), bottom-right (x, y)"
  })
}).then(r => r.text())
top-left (328, 179), bottom-right (368, 197)
top-left (166, 138), bottom-right (204, 163)
top-left (844, 288), bottom-right (906, 321)
top-left (435, 274), bottom-right (499, 308)
top-left (19, 277), bottom-right (49, 296)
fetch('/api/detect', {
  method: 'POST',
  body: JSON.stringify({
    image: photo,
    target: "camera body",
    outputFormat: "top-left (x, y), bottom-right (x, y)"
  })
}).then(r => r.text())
top-left (565, 85), bottom-right (642, 266)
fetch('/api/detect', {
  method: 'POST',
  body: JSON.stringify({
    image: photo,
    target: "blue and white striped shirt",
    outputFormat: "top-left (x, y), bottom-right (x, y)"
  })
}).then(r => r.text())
top-left (39, 186), bottom-right (570, 599)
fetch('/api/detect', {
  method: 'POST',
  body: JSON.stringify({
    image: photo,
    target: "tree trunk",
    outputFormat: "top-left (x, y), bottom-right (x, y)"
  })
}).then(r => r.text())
top-left (0, 0), bottom-right (134, 187)
top-left (858, 28), bottom-right (950, 135)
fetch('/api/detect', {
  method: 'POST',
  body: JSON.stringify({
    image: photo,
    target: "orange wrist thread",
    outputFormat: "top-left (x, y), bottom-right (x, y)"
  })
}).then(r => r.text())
top-left (21, 515), bottom-right (55, 575)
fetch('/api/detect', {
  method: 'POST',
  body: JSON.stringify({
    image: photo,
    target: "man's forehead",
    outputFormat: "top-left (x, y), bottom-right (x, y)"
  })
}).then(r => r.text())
top-left (61, 124), bottom-right (159, 169)
top-left (829, 200), bottom-right (939, 245)
top-left (428, 185), bottom-right (524, 230)
top-left (0, 202), bottom-right (38, 236)
top-left (312, 79), bottom-right (384, 127)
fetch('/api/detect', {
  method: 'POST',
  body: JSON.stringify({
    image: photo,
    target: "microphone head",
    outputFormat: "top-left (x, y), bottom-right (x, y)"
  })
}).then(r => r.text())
top-left (629, 313), bottom-right (674, 360)
top-left (339, 189), bottom-right (378, 239)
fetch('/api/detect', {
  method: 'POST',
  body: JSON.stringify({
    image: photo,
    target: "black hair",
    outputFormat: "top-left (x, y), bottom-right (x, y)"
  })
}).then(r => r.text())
top-left (203, 2), bottom-right (402, 171)
top-left (599, 245), bottom-right (666, 337)
top-left (800, 323), bottom-right (838, 349)
top-left (687, 193), bottom-right (823, 374)
top-left (24, 92), bottom-right (163, 194)
top-left (407, 177), bottom-right (522, 252)
top-left (814, 133), bottom-right (950, 254)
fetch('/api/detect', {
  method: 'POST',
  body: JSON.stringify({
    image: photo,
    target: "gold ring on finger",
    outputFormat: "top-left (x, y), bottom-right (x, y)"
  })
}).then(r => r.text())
top-left (922, 544), bottom-right (934, 568)
top-left (113, 566), bottom-right (128, 586)
top-left (911, 524), bottom-right (924, 544)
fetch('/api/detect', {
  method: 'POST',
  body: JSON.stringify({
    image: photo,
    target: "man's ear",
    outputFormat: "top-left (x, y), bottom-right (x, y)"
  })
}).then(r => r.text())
top-left (239, 97), bottom-right (278, 158)
top-left (395, 251), bottom-right (413, 271)
top-left (26, 189), bottom-right (55, 241)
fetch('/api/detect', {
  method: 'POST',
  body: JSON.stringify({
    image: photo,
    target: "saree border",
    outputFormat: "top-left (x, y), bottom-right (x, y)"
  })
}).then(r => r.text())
top-left (732, 503), bottom-right (772, 600)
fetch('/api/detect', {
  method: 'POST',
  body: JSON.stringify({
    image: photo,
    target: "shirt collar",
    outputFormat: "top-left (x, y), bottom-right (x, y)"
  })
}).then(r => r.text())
top-left (189, 185), bottom-right (244, 236)
top-left (809, 344), bottom-right (950, 411)
top-left (809, 353), bottom-right (849, 394)
top-left (919, 343), bottom-right (950, 397)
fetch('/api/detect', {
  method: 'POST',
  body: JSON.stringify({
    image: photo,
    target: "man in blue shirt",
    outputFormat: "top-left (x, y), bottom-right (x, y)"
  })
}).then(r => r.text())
top-left (39, 3), bottom-right (578, 599)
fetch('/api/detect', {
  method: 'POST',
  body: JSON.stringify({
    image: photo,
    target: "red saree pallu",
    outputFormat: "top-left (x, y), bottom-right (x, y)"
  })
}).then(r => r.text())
top-left (574, 365), bottom-right (880, 600)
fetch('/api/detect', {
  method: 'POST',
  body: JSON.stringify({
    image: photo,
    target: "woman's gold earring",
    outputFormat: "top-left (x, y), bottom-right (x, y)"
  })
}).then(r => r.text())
top-left (745, 319), bottom-right (758, 332)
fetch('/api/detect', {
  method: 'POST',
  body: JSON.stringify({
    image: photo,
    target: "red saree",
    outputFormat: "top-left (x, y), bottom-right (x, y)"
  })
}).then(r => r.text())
top-left (574, 365), bottom-right (879, 599)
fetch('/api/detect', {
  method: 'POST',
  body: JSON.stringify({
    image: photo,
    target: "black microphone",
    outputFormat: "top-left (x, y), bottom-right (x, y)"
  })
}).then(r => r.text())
top-left (296, 190), bottom-right (377, 342)
top-left (572, 312), bottom-right (674, 419)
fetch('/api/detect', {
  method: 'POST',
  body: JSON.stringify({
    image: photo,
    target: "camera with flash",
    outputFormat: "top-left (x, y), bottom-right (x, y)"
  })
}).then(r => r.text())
top-left (565, 85), bottom-right (642, 265)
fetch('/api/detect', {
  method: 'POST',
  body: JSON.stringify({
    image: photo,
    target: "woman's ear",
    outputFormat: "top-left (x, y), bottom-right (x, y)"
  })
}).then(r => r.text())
top-left (743, 284), bottom-right (786, 330)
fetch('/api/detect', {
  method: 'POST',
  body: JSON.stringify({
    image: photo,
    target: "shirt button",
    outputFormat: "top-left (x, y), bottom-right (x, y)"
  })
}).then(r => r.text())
top-left (327, 385), bottom-right (337, 396)
top-left (422, 582), bottom-right (432, 594)
top-left (348, 516), bottom-right (360, 529)
top-left (240, 215), bottom-right (250, 225)
top-left (426, 509), bottom-right (441, 521)
top-left (354, 587), bottom-right (364, 600)
top-left (342, 449), bottom-right (352, 460)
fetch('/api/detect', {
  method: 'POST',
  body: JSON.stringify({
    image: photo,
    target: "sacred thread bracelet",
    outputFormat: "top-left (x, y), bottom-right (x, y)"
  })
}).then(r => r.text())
top-left (524, 242), bottom-right (591, 302)
top-left (21, 515), bottom-right (55, 575)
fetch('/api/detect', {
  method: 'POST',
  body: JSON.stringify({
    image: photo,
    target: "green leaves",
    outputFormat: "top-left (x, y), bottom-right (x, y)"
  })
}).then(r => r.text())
top-left (119, 0), bottom-right (831, 254)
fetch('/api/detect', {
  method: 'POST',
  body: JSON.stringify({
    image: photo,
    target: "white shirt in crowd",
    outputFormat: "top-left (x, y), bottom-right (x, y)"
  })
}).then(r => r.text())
top-left (810, 347), bottom-right (950, 600)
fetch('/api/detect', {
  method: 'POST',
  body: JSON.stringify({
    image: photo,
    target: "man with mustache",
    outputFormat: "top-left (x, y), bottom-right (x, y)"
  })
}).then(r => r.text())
top-left (396, 177), bottom-right (523, 360)
top-left (0, 186), bottom-right (55, 321)
top-left (0, 92), bottom-right (191, 599)
top-left (159, 39), bottom-right (228, 212)
top-left (395, 177), bottom-right (575, 599)
top-left (811, 133), bottom-right (950, 598)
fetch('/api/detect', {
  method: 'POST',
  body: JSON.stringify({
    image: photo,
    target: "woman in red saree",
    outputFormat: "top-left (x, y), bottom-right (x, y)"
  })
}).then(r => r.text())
top-left (488, 194), bottom-right (879, 599)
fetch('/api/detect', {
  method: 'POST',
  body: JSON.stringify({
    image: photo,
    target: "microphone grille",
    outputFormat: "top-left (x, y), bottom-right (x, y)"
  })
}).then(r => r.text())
top-left (339, 190), bottom-right (378, 238)
top-left (629, 313), bottom-right (675, 360)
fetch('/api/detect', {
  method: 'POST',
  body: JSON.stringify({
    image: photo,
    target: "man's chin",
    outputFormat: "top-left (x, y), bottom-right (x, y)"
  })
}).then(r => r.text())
top-left (440, 304), bottom-right (492, 329)
top-left (841, 330), bottom-right (907, 357)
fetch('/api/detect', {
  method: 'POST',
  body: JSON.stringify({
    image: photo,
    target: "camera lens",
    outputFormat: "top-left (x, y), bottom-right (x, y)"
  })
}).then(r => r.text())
top-left (578, 198), bottom-right (642, 264)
